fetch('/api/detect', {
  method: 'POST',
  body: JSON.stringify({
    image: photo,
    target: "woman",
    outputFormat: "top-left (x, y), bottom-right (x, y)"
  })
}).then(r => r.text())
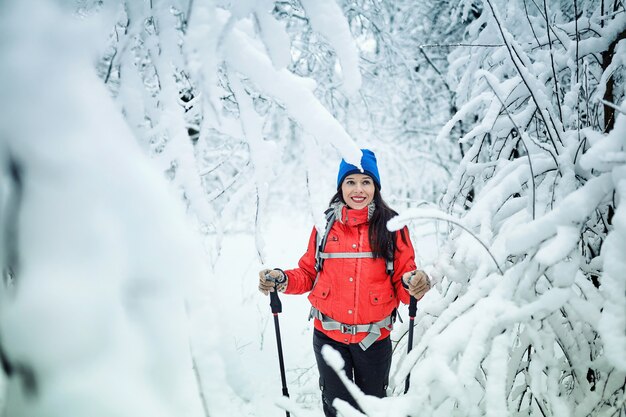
top-left (258, 149), bottom-right (431, 417)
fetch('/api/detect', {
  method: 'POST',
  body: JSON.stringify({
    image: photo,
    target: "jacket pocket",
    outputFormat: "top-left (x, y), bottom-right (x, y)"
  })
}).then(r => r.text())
top-left (369, 286), bottom-right (396, 319)
top-left (309, 282), bottom-right (332, 314)
top-left (369, 288), bottom-right (395, 305)
top-left (311, 283), bottom-right (330, 299)
top-left (368, 287), bottom-right (396, 320)
top-left (323, 233), bottom-right (340, 249)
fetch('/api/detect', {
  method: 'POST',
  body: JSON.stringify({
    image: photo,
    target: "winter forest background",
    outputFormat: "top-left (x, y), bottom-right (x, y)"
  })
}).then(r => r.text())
top-left (0, 0), bottom-right (624, 416)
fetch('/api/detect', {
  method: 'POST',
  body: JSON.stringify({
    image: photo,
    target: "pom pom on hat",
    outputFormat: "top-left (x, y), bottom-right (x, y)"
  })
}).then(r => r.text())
top-left (337, 149), bottom-right (381, 189)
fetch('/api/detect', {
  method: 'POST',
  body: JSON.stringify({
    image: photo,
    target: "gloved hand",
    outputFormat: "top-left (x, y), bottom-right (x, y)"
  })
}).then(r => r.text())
top-left (402, 269), bottom-right (431, 300)
top-left (258, 269), bottom-right (288, 296)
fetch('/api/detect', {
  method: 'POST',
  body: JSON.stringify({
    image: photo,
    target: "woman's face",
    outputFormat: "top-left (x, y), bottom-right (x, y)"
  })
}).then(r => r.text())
top-left (341, 174), bottom-right (375, 210)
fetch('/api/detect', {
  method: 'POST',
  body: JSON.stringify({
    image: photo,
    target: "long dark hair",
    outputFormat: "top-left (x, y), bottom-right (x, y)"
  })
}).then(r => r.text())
top-left (329, 187), bottom-right (408, 263)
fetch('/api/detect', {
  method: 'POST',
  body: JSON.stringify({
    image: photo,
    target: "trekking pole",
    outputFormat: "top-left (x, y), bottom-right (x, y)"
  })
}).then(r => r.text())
top-left (266, 273), bottom-right (290, 417)
top-left (404, 295), bottom-right (417, 394)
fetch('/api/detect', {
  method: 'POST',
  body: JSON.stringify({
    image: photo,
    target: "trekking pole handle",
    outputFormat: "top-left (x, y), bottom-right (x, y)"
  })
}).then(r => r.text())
top-left (265, 272), bottom-right (284, 314)
top-left (408, 295), bottom-right (417, 318)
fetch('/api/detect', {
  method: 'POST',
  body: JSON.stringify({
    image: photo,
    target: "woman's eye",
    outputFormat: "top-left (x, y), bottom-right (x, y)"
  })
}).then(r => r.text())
top-left (346, 180), bottom-right (355, 185)
top-left (363, 180), bottom-right (371, 185)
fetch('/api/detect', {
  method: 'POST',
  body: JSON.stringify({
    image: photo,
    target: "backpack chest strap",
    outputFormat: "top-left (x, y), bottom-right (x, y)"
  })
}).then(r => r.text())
top-left (319, 251), bottom-right (394, 275)
top-left (319, 251), bottom-right (374, 259)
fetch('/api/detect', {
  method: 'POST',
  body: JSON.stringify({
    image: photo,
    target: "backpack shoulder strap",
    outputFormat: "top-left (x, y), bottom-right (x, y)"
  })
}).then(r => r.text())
top-left (386, 258), bottom-right (394, 278)
top-left (386, 230), bottom-right (397, 277)
top-left (315, 208), bottom-right (336, 272)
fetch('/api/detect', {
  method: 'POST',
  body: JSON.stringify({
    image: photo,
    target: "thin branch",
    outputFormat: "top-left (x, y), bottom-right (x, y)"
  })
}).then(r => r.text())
top-left (255, 191), bottom-right (264, 264)
top-left (419, 46), bottom-right (452, 94)
top-left (574, 133), bottom-right (587, 164)
top-left (524, 0), bottom-right (541, 47)
top-left (527, 0), bottom-right (569, 47)
top-left (575, 0), bottom-right (582, 150)
top-left (600, 99), bottom-right (626, 115)
top-left (419, 43), bottom-right (504, 48)
top-left (391, 210), bottom-right (504, 275)
top-left (103, 48), bottom-right (118, 84)
top-left (184, 301), bottom-right (210, 417)
top-left (534, 394), bottom-right (549, 417)
top-left (3, 156), bottom-right (23, 288)
top-left (186, 0), bottom-right (194, 30)
top-left (575, 0), bottom-right (580, 85)
top-left (543, 0), bottom-right (564, 123)
top-left (485, 0), bottom-right (562, 154)
top-left (482, 77), bottom-right (537, 220)
top-left (205, 162), bottom-right (251, 202)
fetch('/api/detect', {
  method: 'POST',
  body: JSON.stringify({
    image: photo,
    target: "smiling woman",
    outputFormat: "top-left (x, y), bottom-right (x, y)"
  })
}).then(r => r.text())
top-left (341, 174), bottom-right (375, 209)
top-left (338, 150), bottom-right (378, 209)
top-left (257, 149), bottom-right (432, 417)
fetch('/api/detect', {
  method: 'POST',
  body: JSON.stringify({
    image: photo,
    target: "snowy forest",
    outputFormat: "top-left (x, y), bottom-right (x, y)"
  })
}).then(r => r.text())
top-left (0, 0), bottom-right (624, 416)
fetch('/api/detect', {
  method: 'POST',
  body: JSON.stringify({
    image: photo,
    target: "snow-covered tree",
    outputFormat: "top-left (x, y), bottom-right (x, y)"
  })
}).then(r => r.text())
top-left (389, 1), bottom-right (626, 416)
top-left (0, 0), bottom-right (369, 416)
top-left (1, 0), bottom-right (624, 416)
top-left (0, 1), bottom-right (221, 415)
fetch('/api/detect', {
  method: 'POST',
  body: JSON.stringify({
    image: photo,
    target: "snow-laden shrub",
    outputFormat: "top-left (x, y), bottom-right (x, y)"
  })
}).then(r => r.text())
top-left (388, 1), bottom-right (626, 416)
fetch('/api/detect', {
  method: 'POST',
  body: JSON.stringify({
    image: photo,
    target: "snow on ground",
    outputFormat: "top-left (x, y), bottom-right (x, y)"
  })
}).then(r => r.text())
top-left (209, 210), bottom-right (439, 416)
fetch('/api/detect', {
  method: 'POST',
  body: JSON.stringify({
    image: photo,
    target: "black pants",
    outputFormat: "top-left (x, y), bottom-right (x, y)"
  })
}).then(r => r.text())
top-left (313, 329), bottom-right (392, 417)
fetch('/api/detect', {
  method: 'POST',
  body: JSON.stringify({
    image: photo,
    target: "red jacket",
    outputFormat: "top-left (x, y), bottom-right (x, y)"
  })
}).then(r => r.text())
top-left (285, 205), bottom-right (416, 345)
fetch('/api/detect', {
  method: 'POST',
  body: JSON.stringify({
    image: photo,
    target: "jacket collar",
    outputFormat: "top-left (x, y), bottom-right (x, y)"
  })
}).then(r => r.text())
top-left (331, 201), bottom-right (373, 226)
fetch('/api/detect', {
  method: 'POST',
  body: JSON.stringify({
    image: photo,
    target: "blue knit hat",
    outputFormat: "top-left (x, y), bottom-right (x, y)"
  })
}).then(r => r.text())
top-left (337, 149), bottom-right (381, 189)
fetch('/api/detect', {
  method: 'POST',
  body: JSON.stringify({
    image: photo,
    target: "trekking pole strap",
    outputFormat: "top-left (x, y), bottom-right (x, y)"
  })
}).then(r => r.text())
top-left (309, 307), bottom-right (395, 350)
